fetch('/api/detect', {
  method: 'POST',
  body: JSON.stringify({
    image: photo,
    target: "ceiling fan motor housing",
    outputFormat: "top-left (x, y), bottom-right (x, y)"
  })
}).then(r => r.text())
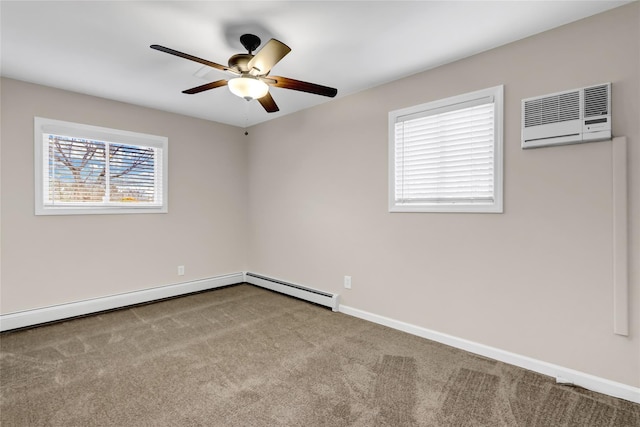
top-left (228, 54), bottom-right (253, 73)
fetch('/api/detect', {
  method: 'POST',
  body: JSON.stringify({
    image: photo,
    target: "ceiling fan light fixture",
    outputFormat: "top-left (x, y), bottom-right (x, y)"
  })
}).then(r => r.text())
top-left (228, 77), bottom-right (269, 100)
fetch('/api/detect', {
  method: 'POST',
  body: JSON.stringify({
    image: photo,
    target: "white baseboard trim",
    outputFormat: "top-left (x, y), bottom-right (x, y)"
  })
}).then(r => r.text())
top-left (0, 273), bottom-right (244, 332)
top-left (339, 304), bottom-right (640, 404)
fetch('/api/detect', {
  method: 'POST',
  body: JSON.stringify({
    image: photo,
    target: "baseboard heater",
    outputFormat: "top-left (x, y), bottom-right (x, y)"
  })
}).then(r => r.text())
top-left (245, 272), bottom-right (339, 312)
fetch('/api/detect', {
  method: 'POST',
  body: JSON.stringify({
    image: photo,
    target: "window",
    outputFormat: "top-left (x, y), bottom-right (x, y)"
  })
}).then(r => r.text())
top-left (34, 117), bottom-right (168, 215)
top-left (389, 85), bottom-right (503, 213)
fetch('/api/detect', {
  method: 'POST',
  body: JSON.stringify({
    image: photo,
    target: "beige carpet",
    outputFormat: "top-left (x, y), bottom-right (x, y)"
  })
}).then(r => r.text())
top-left (1, 284), bottom-right (638, 426)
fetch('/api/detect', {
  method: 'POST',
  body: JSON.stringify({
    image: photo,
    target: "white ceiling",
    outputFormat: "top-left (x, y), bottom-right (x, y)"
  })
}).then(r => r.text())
top-left (0, 1), bottom-right (630, 128)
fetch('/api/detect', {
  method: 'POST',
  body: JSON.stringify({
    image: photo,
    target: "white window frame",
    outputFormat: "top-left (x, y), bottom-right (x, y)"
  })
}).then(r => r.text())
top-left (389, 85), bottom-right (503, 213)
top-left (34, 117), bottom-right (168, 215)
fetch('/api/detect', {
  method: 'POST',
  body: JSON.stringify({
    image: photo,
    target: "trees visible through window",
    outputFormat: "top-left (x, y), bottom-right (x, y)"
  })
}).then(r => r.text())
top-left (35, 117), bottom-right (167, 215)
top-left (47, 136), bottom-right (156, 204)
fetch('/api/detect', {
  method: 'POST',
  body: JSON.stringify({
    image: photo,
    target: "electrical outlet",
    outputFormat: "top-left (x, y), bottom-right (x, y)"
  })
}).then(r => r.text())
top-left (177, 265), bottom-right (185, 276)
top-left (344, 275), bottom-right (352, 289)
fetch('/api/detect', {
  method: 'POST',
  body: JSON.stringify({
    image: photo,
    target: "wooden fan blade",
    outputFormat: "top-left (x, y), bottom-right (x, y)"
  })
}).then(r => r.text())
top-left (258, 92), bottom-right (279, 113)
top-left (247, 39), bottom-right (291, 75)
top-left (182, 80), bottom-right (228, 94)
top-left (268, 76), bottom-right (337, 98)
top-left (150, 44), bottom-right (230, 72)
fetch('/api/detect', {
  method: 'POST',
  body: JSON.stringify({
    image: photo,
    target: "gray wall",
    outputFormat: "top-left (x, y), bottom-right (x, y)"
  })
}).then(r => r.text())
top-left (247, 4), bottom-right (639, 386)
top-left (1, 79), bottom-right (249, 313)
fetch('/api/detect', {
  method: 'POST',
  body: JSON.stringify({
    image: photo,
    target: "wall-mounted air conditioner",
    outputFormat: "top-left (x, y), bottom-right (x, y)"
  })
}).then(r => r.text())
top-left (521, 83), bottom-right (611, 149)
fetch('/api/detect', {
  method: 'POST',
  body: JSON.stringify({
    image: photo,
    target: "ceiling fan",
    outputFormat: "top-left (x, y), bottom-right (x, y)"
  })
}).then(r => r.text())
top-left (150, 34), bottom-right (338, 113)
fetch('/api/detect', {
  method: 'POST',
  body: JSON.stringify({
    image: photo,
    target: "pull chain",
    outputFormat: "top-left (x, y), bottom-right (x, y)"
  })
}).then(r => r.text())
top-left (243, 99), bottom-right (249, 136)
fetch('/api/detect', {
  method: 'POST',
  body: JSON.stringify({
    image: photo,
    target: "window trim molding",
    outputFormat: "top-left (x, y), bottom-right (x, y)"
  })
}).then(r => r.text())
top-left (388, 85), bottom-right (504, 213)
top-left (34, 117), bottom-right (168, 215)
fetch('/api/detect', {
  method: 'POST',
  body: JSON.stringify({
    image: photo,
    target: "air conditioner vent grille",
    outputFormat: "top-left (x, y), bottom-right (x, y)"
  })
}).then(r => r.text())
top-left (524, 91), bottom-right (579, 128)
top-left (584, 84), bottom-right (609, 118)
top-left (521, 82), bottom-right (611, 148)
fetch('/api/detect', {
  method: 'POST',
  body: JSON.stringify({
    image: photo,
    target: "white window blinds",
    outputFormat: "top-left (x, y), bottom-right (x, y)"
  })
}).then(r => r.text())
top-left (45, 136), bottom-right (161, 207)
top-left (389, 86), bottom-right (503, 213)
top-left (35, 117), bottom-right (168, 215)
